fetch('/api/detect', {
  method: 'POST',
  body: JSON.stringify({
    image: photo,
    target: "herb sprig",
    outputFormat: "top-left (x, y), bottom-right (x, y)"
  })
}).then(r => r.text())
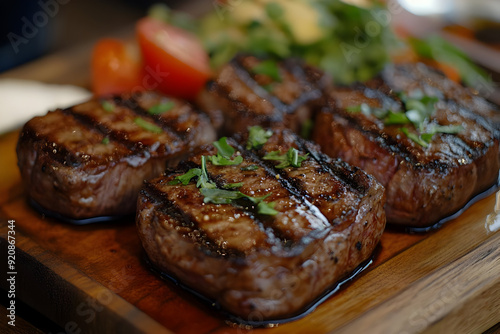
top-left (263, 147), bottom-right (308, 168)
top-left (169, 139), bottom-right (278, 216)
top-left (207, 137), bottom-right (243, 166)
top-left (246, 126), bottom-right (273, 150)
top-left (148, 100), bottom-right (175, 115)
top-left (347, 90), bottom-right (463, 147)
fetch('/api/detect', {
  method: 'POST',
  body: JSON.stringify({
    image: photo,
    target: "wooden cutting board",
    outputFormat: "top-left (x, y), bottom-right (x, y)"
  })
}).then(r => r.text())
top-left (0, 125), bottom-right (499, 333)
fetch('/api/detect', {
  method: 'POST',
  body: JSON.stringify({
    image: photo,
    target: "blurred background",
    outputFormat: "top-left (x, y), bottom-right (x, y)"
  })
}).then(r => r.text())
top-left (0, 0), bottom-right (194, 72)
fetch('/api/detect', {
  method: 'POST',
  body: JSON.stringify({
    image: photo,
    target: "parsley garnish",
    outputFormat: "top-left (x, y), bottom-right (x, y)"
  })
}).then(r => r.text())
top-left (257, 201), bottom-right (279, 215)
top-left (101, 100), bottom-right (115, 112)
top-left (134, 118), bottom-right (163, 134)
top-left (200, 188), bottom-right (277, 215)
top-left (169, 168), bottom-right (201, 185)
top-left (246, 126), bottom-right (273, 150)
top-left (101, 137), bottom-right (110, 145)
top-left (251, 59), bottom-right (282, 82)
top-left (170, 154), bottom-right (277, 215)
top-left (263, 147), bottom-right (308, 169)
top-left (207, 137), bottom-right (243, 166)
top-left (148, 101), bottom-right (175, 115)
top-left (241, 165), bottom-right (259, 171)
top-left (348, 91), bottom-right (463, 147)
top-left (223, 182), bottom-right (243, 189)
top-left (198, 155), bottom-right (216, 189)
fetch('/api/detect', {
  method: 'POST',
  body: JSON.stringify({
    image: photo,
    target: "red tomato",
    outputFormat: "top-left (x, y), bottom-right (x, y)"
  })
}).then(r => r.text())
top-left (136, 17), bottom-right (211, 100)
top-left (91, 39), bottom-right (143, 96)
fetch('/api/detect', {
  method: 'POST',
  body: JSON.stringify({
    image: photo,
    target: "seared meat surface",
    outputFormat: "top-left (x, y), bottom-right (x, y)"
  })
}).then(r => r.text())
top-left (313, 63), bottom-right (500, 227)
top-left (137, 128), bottom-right (385, 321)
top-left (197, 54), bottom-right (329, 135)
top-left (17, 91), bottom-right (216, 221)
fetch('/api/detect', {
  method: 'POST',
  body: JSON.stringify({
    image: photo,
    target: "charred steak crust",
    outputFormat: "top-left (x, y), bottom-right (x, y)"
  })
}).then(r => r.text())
top-left (16, 91), bottom-right (216, 220)
top-left (312, 63), bottom-right (500, 227)
top-left (197, 54), bottom-right (329, 135)
top-left (136, 128), bottom-right (385, 320)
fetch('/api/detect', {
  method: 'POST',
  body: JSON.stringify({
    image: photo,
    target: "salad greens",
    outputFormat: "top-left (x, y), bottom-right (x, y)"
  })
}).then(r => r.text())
top-left (149, 1), bottom-right (491, 89)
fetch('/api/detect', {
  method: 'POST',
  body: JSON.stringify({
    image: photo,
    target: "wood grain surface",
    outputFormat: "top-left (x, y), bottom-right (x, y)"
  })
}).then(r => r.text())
top-left (0, 123), bottom-right (499, 333)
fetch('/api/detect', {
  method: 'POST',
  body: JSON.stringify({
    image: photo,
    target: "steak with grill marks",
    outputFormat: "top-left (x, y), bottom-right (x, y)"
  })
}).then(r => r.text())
top-left (312, 63), bottom-right (500, 227)
top-left (197, 54), bottom-right (329, 135)
top-left (136, 128), bottom-right (385, 321)
top-left (16, 91), bottom-right (216, 221)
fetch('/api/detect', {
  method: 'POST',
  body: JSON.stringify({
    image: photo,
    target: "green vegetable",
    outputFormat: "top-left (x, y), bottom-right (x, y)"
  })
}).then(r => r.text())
top-left (148, 101), bottom-right (175, 115)
top-left (101, 100), bottom-right (115, 113)
top-left (223, 182), bottom-right (244, 189)
top-left (400, 127), bottom-right (429, 147)
top-left (246, 126), bottom-right (273, 150)
top-left (101, 137), bottom-right (110, 145)
top-left (200, 188), bottom-right (277, 215)
top-left (257, 201), bottom-right (279, 216)
top-left (241, 165), bottom-right (259, 171)
top-left (263, 147), bottom-right (308, 168)
top-left (349, 90), bottom-right (463, 147)
top-left (134, 118), bottom-right (163, 134)
top-left (169, 168), bottom-right (202, 185)
top-left (198, 0), bottom-right (395, 84)
top-left (408, 35), bottom-right (493, 91)
top-left (198, 156), bottom-right (217, 189)
top-left (251, 59), bottom-right (282, 82)
top-left (207, 137), bottom-right (243, 166)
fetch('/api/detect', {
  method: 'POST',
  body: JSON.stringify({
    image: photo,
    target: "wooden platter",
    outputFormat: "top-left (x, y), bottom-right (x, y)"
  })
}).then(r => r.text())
top-left (1, 124), bottom-right (499, 333)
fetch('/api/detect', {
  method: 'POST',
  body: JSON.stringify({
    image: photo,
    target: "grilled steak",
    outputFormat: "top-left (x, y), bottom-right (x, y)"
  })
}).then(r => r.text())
top-left (312, 63), bottom-right (500, 227)
top-left (197, 54), bottom-right (329, 135)
top-left (17, 91), bottom-right (216, 221)
top-left (136, 128), bottom-right (385, 321)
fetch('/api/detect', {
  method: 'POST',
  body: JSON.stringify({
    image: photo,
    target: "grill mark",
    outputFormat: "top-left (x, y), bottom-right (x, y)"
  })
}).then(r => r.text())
top-left (230, 140), bottom-right (331, 230)
top-left (296, 138), bottom-right (370, 195)
top-left (231, 55), bottom-right (290, 115)
top-left (114, 95), bottom-right (187, 141)
top-left (186, 154), bottom-right (295, 248)
top-left (335, 109), bottom-right (422, 165)
top-left (62, 106), bottom-right (150, 154)
top-left (282, 59), bottom-right (324, 112)
top-left (142, 181), bottom-right (246, 259)
top-left (21, 126), bottom-right (83, 167)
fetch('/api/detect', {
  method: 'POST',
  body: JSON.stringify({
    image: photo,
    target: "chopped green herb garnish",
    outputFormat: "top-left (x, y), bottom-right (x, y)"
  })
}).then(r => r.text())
top-left (200, 188), bottom-right (244, 204)
top-left (251, 59), bottom-right (282, 82)
top-left (198, 155), bottom-right (217, 189)
top-left (246, 126), bottom-right (273, 150)
top-left (223, 182), bottom-right (243, 189)
top-left (400, 127), bottom-right (429, 147)
top-left (101, 137), bottom-right (110, 145)
top-left (200, 188), bottom-right (277, 215)
top-left (148, 101), bottom-right (175, 115)
top-left (213, 137), bottom-right (235, 157)
top-left (241, 165), bottom-right (259, 171)
top-left (169, 168), bottom-right (202, 185)
top-left (384, 111), bottom-right (410, 125)
top-left (208, 154), bottom-right (243, 166)
top-left (134, 118), bottom-right (163, 134)
top-left (349, 91), bottom-right (463, 147)
top-left (101, 100), bottom-right (115, 112)
top-left (208, 137), bottom-right (243, 166)
top-left (257, 201), bottom-right (278, 215)
top-left (263, 147), bottom-right (308, 169)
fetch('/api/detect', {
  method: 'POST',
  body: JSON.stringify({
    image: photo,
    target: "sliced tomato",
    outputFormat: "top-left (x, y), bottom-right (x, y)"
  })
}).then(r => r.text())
top-left (136, 17), bottom-right (211, 100)
top-left (91, 39), bottom-right (143, 96)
